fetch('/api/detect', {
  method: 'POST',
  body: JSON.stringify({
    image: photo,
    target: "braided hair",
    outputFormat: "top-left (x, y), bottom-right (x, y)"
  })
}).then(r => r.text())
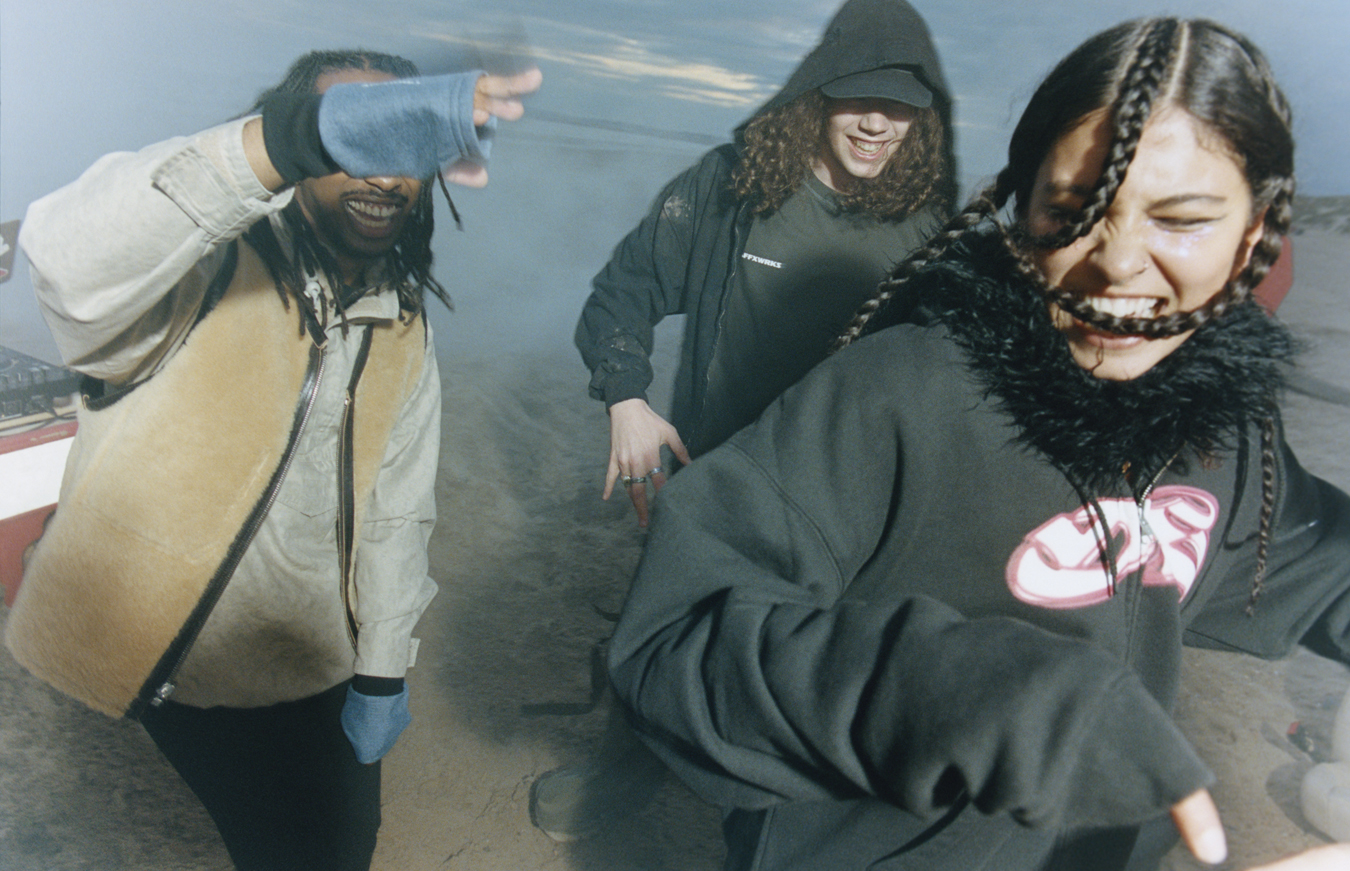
top-left (840, 19), bottom-right (1293, 347)
top-left (244, 49), bottom-right (453, 328)
top-left (838, 18), bottom-right (1296, 611)
top-left (732, 89), bottom-right (956, 221)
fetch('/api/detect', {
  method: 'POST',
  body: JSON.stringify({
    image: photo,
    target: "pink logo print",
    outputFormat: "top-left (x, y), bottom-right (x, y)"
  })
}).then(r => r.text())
top-left (1006, 486), bottom-right (1219, 609)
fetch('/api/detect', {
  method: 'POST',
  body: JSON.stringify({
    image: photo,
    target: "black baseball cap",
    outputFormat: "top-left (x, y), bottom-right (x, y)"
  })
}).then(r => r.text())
top-left (820, 66), bottom-right (932, 108)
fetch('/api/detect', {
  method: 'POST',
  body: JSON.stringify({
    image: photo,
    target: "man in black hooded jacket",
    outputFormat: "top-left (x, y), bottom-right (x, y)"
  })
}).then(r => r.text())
top-left (536, 0), bottom-right (957, 843)
top-left (574, 0), bottom-right (957, 526)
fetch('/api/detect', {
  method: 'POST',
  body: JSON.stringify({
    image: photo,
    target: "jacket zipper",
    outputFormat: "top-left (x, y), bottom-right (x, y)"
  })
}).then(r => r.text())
top-left (1118, 454), bottom-right (1180, 665)
top-left (336, 326), bottom-right (374, 651)
top-left (1130, 452), bottom-right (1180, 561)
top-left (690, 202), bottom-right (747, 455)
top-left (131, 344), bottom-right (327, 718)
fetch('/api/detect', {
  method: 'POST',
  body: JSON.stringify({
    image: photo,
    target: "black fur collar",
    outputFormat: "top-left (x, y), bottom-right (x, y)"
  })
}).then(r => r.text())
top-left (897, 230), bottom-right (1298, 494)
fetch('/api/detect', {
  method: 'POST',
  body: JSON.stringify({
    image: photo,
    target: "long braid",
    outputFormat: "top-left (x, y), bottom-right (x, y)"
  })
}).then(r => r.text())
top-left (1036, 20), bottom-right (1181, 251)
top-left (1246, 65), bottom-right (1296, 616)
top-left (1233, 24), bottom-right (1296, 304)
top-left (835, 179), bottom-right (1006, 349)
top-left (1246, 413), bottom-right (1280, 615)
top-left (1044, 20), bottom-right (1295, 340)
top-left (1037, 20), bottom-right (1197, 336)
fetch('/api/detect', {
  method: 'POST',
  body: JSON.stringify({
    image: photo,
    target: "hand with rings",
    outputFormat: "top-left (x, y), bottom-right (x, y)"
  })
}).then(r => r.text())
top-left (604, 400), bottom-right (691, 527)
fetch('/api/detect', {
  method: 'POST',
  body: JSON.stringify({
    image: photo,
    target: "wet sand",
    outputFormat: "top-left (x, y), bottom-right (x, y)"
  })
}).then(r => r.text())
top-left (1, 199), bottom-right (1347, 871)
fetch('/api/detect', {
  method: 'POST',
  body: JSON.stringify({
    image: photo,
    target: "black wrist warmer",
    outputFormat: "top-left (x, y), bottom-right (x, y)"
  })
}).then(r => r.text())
top-left (260, 92), bottom-right (337, 184)
top-left (351, 674), bottom-right (405, 696)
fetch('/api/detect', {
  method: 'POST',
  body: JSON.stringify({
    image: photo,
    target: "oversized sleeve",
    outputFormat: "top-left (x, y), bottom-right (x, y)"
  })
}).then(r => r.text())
top-left (574, 148), bottom-right (730, 408)
top-left (20, 118), bottom-right (289, 383)
top-left (1182, 419), bottom-right (1350, 662)
top-left (351, 328), bottom-right (441, 678)
top-left (607, 335), bottom-right (1213, 832)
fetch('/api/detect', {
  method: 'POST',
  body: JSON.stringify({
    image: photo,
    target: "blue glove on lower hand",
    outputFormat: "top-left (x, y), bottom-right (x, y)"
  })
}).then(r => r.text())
top-left (341, 682), bottom-right (412, 764)
top-left (318, 71), bottom-right (491, 180)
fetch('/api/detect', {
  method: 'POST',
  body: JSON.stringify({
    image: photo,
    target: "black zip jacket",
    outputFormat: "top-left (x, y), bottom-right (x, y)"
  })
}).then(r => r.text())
top-left (607, 232), bottom-right (1350, 870)
top-left (574, 0), bottom-right (952, 458)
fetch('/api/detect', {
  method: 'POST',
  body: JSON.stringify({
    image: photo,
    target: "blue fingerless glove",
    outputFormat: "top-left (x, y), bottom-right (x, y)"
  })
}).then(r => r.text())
top-left (317, 71), bottom-right (494, 180)
top-left (341, 681), bottom-right (412, 764)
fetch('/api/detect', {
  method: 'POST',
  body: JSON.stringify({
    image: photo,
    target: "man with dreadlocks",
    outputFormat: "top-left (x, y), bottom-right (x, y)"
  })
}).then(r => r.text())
top-left (606, 16), bottom-right (1350, 871)
top-left (7, 50), bottom-right (539, 870)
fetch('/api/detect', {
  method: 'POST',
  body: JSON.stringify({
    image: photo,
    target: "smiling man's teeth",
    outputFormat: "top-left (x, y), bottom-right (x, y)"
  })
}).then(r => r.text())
top-left (348, 201), bottom-right (398, 220)
top-left (1085, 296), bottom-right (1159, 318)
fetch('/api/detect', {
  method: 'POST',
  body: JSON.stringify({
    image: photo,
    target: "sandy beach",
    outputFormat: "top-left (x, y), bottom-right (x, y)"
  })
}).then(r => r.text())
top-left (1, 193), bottom-right (1347, 871)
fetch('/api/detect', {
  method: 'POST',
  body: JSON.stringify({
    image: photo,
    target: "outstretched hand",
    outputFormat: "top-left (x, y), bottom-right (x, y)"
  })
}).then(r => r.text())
top-left (604, 398), bottom-right (692, 527)
top-left (472, 67), bottom-right (542, 125)
top-left (443, 67), bottom-right (543, 188)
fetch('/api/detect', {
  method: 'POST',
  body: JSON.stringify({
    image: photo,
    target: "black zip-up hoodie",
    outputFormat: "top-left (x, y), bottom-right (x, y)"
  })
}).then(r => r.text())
top-left (575, 0), bottom-right (953, 457)
top-left (608, 230), bottom-right (1350, 870)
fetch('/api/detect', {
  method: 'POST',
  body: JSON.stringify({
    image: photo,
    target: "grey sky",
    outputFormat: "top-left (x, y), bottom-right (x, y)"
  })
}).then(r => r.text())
top-left (1, 0), bottom-right (1345, 359)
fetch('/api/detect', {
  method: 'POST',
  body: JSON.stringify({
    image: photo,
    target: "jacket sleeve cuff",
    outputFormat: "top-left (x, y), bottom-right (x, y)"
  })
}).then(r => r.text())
top-left (353, 575), bottom-right (436, 677)
top-left (588, 366), bottom-right (650, 408)
top-left (1055, 673), bottom-right (1215, 831)
top-left (351, 674), bottom-right (406, 696)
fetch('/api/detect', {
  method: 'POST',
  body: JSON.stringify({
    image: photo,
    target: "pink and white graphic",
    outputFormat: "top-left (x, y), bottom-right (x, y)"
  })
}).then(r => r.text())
top-left (1006, 485), bottom-right (1219, 609)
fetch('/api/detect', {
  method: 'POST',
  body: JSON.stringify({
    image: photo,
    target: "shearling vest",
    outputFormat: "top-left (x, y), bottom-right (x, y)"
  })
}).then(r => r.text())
top-left (5, 240), bottom-right (425, 718)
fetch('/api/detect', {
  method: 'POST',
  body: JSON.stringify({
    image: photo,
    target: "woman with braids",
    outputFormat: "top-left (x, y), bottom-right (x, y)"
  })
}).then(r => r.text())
top-left (606, 17), bottom-right (1350, 871)
top-left (574, 0), bottom-right (957, 528)
top-left (9, 50), bottom-right (539, 869)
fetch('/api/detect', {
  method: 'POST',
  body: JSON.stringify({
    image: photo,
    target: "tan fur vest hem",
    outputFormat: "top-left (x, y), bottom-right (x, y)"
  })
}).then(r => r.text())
top-left (4, 242), bottom-right (424, 717)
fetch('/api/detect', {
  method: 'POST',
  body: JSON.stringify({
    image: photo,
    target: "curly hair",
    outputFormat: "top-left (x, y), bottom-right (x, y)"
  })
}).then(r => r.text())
top-left (244, 49), bottom-right (453, 328)
top-left (731, 89), bottom-right (955, 221)
top-left (837, 18), bottom-right (1296, 612)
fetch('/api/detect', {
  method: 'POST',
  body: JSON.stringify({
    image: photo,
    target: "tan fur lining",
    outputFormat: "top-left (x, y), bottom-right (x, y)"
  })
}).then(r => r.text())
top-left (5, 243), bottom-right (423, 717)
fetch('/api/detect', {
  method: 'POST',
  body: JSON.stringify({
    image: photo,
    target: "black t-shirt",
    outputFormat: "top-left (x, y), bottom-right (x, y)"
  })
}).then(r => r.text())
top-left (700, 173), bottom-right (931, 449)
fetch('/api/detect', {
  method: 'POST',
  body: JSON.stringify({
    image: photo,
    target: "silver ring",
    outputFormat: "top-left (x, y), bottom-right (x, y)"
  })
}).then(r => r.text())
top-left (647, 467), bottom-right (663, 478)
top-left (621, 475), bottom-right (648, 486)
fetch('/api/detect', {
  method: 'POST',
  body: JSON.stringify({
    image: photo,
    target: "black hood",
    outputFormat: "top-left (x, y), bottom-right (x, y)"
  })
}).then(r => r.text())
top-left (744, 0), bottom-right (951, 123)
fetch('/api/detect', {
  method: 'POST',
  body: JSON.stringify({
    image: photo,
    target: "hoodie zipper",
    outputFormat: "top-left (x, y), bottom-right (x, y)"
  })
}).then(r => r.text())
top-left (132, 343), bottom-right (327, 718)
top-left (1118, 454), bottom-right (1180, 666)
top-left (1132, 462), bottom-right (1173, 561)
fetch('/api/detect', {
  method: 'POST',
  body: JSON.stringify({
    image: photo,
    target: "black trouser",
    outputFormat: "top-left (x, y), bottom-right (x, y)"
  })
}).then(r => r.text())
top-left (140, 680), bottom-right (381, 871)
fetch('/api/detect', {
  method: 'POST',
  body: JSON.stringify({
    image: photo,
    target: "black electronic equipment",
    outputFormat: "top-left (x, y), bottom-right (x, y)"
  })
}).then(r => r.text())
top-left (0, 346), bottom-right (81, 422)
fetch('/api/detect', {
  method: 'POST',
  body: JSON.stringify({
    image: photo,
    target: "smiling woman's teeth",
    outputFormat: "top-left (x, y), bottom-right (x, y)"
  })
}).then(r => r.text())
top-left (1085, 296), bottom-right (1159, 318)
top-left (852, 139), bottom-right (883, 155)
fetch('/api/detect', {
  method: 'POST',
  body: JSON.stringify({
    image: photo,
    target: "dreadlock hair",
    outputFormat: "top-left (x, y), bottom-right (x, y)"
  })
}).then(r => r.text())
top-left (731, 88), bottom-right (955, 220)
top-left (837, 18), bottom-right (1295, 611)
top-left (244, 49), bottom-right (453, 330)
